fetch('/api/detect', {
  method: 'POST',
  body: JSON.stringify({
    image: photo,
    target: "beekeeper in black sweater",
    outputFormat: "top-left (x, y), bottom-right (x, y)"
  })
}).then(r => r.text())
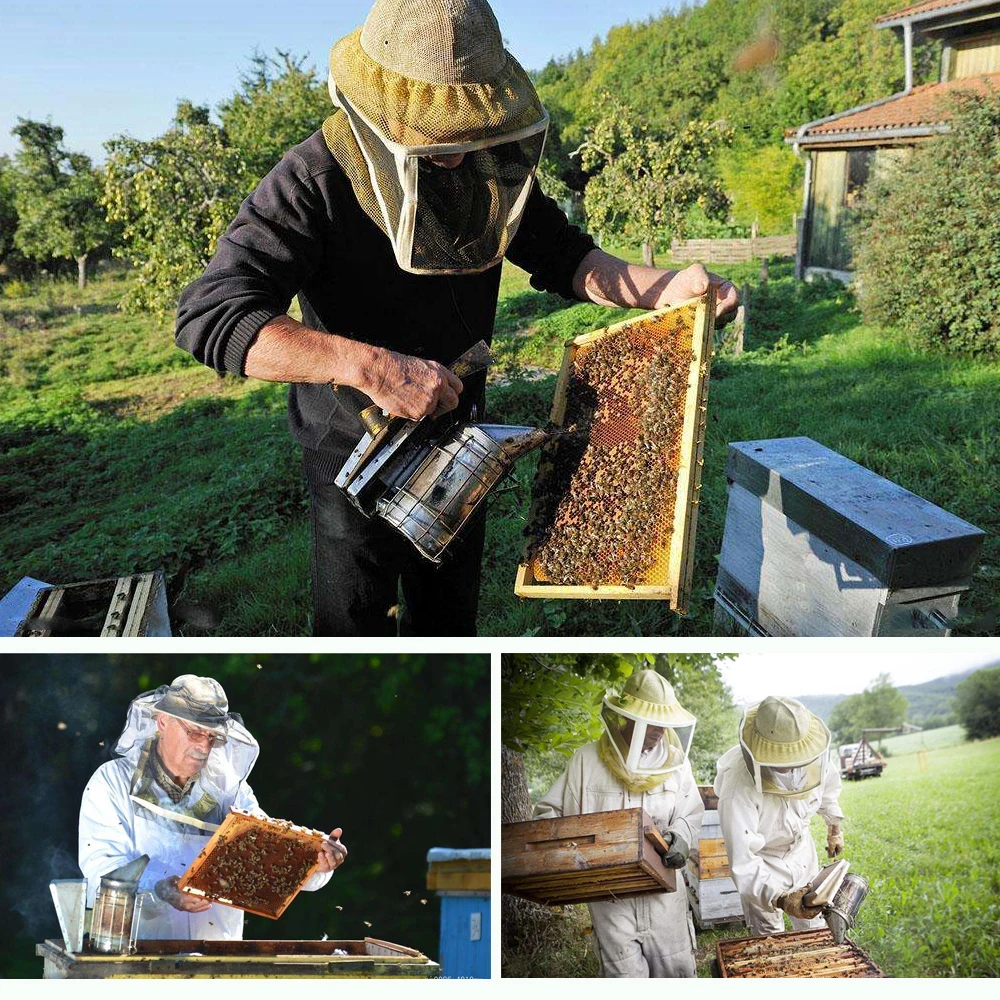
top-left (175, 0), bottom-right (738, 637)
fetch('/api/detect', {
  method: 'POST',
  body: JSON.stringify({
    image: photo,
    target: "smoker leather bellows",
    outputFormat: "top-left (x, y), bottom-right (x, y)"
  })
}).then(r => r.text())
top-left (335, 341), bottom-right (547, 562)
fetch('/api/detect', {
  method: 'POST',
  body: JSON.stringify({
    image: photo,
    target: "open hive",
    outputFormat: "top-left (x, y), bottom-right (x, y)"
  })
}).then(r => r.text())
top-left (515, 292), bottom-right (714, 611)
top-left (177, 809), bottom-right (325, 919)
top-left (716, 929), bottom-right (884, 978)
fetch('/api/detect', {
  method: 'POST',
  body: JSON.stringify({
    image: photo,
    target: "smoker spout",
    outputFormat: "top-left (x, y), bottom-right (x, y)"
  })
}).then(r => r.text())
top-left (476, 424), bottom-right (549, 462)
top-left (103, 854), bottom-right (150, 885)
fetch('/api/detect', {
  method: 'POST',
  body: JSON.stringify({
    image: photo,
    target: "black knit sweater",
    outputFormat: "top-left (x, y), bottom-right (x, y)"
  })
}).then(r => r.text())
top-left (175, 129), bottom-right (595, 476)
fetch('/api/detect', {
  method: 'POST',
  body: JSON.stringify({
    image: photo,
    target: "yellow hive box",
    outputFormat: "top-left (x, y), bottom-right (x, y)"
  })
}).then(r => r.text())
top-left (515, 290), bottom-right (715, 612)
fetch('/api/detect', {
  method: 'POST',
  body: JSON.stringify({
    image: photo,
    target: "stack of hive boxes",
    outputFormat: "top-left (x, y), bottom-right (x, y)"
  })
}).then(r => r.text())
top-left (683, 786), bottom-right (743, 929)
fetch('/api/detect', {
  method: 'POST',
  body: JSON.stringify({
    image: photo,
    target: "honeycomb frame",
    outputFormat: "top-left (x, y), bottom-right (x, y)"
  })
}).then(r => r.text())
top-left (177, 808), bottom-right (326, 919)
top-left (514, 290), bottom-right (715, 612)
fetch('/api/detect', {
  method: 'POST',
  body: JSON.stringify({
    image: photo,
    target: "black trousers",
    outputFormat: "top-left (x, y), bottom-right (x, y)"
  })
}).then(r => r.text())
top-left (304, 451), bottom-right (484, 637)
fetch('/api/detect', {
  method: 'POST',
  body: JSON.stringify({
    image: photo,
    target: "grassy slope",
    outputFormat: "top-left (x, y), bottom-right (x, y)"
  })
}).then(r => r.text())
top-left (877, 723), bottom-right (966, 755)
top-left (484, 257), bottom-right (1000, 636)
top-left (506, 738), bottom-right (1000, 977)
top-left (2, 258), bottom-right (998, 635)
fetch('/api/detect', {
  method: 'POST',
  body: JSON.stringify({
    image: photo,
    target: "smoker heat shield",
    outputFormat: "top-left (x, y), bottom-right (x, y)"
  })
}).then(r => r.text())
top-left (515, 291), bottom-right (715, 611)
top-left (177, 809), bottom-right (326, 919)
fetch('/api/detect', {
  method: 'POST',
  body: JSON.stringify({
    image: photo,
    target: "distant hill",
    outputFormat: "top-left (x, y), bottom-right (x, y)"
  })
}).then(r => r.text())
top-left (797, 666), bottom-right (997, 726)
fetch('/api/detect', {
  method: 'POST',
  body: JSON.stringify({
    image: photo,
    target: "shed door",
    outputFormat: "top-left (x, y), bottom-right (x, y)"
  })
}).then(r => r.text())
top-left (806, 149), bottom-right (873, 271)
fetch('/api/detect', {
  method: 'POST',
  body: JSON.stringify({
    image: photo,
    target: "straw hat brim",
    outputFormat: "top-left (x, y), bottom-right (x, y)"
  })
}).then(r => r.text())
top-left (329, 28), bottom-right (545, 147)
top-left (604, 691), bottom-right (696, 728)
top-left (742, 705), bottom-right (830, 765)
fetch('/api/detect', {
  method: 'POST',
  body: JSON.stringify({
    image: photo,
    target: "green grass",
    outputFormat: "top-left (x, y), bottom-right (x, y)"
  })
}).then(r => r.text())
top-left (878, 724), bottom-right (966, 756)
top-left (504, 737), bottom-right (1000, 977)
top-left (2, 257), bottom-right (999, 635)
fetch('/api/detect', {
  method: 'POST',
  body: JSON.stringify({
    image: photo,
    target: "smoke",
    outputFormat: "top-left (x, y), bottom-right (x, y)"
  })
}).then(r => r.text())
top-left (9, 843), bottom-right (81, 939)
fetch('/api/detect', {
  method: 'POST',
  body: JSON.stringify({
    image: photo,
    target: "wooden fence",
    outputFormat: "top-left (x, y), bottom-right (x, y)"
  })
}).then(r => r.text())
top-left (670, 232), bottom-right (797, 264)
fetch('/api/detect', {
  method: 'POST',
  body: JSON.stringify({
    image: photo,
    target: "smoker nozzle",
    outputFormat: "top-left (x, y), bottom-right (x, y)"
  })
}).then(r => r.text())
top-left (826, 909), bottom-right (850, 945)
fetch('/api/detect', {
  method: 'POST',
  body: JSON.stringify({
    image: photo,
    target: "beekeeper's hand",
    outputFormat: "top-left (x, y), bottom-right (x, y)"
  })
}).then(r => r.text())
top-left (776, 886), bottom-right (824, 921)
top-left (659, 830), bottom-right (689, 870)
top-left (654, 263), bottom-right (739, 326)
top-left (155, 875), bottom-right (212, 912)
top-left (827, 824), bottom-right (845, 858)
top-left (317, 828), bottom-right (348, 873)
top-left (364, 349), bottom-right (464, 420)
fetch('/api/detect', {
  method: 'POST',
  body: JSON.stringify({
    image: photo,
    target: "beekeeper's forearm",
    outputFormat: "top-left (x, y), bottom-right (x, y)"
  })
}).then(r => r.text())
top-left (244, 314), bottom-right (379, 387)
top-left (572, 248), bottom-right (678, 309)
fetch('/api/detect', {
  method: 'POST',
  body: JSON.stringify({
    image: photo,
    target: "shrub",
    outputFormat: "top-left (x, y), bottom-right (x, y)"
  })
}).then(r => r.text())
top-left (852, 88), bottom-right (1000, 358)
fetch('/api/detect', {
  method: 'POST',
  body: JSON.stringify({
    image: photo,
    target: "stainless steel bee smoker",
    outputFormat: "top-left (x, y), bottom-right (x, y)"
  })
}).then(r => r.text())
top-left (90, 855), bottom-right (150, 955)
top-left (335, 341), bottom-right (548, 563)
top-left (824, 873), bottom-right (870, 944)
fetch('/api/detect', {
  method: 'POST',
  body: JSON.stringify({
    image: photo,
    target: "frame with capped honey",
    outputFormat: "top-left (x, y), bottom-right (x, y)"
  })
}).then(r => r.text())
top-left (514, 290), bottom-right (715, 613)
top-left (177, 808), bottom-right (326, 919)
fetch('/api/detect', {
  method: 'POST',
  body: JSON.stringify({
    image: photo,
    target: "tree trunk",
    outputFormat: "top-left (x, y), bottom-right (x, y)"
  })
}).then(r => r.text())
top-left (501, 745), bottom-right (532, 824)
top-left (76, 254), bottom-right (88, 290)
top-left (501, 745), bottom-right (562, 971)
top-left (641, 240), bottom-right (655, 268)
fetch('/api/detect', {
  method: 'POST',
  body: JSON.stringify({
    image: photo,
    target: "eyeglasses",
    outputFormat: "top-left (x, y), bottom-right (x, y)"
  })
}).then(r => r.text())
top-left (176, 719), bottom-right (227, 747)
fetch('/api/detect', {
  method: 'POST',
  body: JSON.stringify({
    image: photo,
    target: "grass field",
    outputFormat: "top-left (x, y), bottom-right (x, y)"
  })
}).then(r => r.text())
top-left (504, 737), bottom-right (1000, 977)
top-left (878, 724), bottom-right (966, 756)
top-left (2, 257), bottom-right (998, 635)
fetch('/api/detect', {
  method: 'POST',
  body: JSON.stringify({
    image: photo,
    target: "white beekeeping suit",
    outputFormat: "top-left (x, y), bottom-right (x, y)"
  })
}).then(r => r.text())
top-left (79, 676), bottom-right (332, 941)
top-left (533, 671), bottom-right (704, 978)
top-left (713, 696), bottom-right (844, 936)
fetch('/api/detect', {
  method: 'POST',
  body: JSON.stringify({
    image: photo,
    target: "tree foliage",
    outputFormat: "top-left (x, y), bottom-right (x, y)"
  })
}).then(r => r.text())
top-left (828, 673), bottom-right (909, 743)
top-left (853, 88), bottom-right (1000, 358)
top-left (0, 155), bottom-right (19, 267)
top-left (218, 50), bottom-right (330, 180)
top-left (9, 119), bottom-right (115, 288)
top-left (719, 140), bottom-right (803, 234)
top-left (575, 93), bottom-right (731, 264)
top-left (954, 667), bottom-right (1000, 740)
top-left (502, 652), bottom-right (738, 784)
top-left (103, 101), bottom-right (250, 314)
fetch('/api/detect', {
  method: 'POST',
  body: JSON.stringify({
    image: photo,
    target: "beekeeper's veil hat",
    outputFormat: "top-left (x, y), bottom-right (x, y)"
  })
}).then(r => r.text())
top-left (325, 0), bottom-right (548, 273)
top-left (740, 696), bottom-right (830, 797)
top-left (599, 670), bottom-right (697, 783)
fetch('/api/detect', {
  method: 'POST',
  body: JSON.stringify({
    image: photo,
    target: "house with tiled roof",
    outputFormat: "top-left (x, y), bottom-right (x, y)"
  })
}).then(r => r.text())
top-left (789, 0), bottom-right (1000, 280)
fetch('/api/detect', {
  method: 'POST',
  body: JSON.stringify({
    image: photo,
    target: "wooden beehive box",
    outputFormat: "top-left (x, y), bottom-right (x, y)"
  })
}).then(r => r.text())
top-left (501, 808), bottom-right (676, 906)
top-left (515, 291), bottom-right (715, 613)
top-left (683, 786), bottom-right (743, 928)
top-left (714, 437), bottom-right (986, 636)
top-left (716, 929), bottom-right (884, 978)
top-left (177, 809), bottom-right (325, 919)
top-left (36, 938), bottom-right (440, 978)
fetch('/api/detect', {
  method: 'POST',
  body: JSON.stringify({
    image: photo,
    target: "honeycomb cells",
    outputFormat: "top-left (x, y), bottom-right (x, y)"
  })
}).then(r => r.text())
top-left (184, 824), bottom-right (320, 916)
top-left (526, 308), bottom-right (696, 588)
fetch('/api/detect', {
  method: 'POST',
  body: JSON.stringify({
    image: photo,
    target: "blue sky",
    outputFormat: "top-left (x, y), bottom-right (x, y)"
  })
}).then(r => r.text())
top-left (1, 0), bottom-right (682, 162)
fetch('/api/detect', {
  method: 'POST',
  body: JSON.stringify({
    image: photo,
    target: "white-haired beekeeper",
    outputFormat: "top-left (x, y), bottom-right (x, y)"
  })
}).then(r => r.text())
top-left (79, 674), bottom-right (347, 940)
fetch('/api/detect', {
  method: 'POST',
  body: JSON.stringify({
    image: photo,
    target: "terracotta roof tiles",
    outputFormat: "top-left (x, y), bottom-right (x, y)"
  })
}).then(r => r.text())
top-left (876, 1), bottom-right (1000, 26)
top-left (798, 72), bottom-right (1000, 138)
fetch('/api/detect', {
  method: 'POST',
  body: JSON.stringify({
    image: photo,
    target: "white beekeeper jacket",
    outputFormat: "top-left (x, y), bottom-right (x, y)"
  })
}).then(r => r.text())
top-left (79, 755), bottom-right (332, 941)
top-left (533, 741), bottom-right (703, 977)
top-left (713, 745), bottom-right (844, 913)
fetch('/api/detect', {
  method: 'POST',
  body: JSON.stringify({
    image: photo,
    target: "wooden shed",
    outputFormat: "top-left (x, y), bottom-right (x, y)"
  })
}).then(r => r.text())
top-left (789, 0), bottom-right (1000, 281)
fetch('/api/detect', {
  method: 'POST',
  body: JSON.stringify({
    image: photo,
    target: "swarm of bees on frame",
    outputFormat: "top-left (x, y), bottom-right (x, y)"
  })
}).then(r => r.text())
top-left (185, 826), bottom-right (320, 913)
top-left (525, 315), bottom-right (694, 587)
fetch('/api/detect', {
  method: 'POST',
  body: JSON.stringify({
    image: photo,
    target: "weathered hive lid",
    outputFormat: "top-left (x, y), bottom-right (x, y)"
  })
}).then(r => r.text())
top-left (426, 848), bottom-right (490, 892)
top-left (726, 437), bottom-right (985, 588)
